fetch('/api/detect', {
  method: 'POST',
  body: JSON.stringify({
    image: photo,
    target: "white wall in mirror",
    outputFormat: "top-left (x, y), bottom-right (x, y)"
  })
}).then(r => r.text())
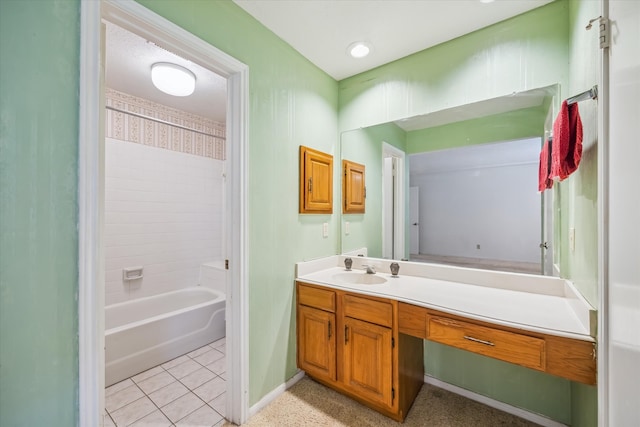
top-left (409, 137), bottom-right (542, 270)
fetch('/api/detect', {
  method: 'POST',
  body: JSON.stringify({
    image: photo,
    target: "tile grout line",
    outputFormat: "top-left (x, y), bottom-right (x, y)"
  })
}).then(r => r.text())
top-left (175, 348), bottom-right (227, 423)
top-left (106, 340), bottom-right (226, 427)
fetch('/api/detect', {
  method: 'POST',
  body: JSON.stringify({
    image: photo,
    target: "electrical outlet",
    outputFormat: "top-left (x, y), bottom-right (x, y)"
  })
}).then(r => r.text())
top-left (345, 221), bottom-right (350, 235)
top-left (323, 222), bottom-right (329, 238)
top-left (476, 244), bottom-right (480, 250)
top-left (569, 228), bottom-right (576, 252)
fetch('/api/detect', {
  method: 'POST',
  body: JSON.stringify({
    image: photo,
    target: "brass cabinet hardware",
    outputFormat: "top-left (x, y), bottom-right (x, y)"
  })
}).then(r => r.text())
top-left (464, 335), bottom-right (495, 346)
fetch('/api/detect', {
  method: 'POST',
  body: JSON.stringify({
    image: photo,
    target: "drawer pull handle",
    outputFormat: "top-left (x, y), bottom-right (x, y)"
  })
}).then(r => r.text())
top-left (464, 336), bottom-right (495, 346)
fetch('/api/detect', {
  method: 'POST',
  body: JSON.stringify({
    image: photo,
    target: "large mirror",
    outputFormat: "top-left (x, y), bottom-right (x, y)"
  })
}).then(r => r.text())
top-left (340, 84), bottom-right (558, 275)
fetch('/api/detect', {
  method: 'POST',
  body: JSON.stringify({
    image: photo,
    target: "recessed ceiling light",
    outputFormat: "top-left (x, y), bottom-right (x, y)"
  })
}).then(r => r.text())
top-left (348, 42), bottom-right (372, 59)
top-left (151, 62), bottom-right (196, 97)
top-left (480, 0), bottom-right (495, 3)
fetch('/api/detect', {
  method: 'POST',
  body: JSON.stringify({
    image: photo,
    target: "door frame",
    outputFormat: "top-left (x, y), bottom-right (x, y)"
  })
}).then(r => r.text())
top-left (409, 186), bottom-right (419, 256)
top-left (79, 1), bottom-right (249, 425)
top-left (381, 142), bottom-right (406, 260)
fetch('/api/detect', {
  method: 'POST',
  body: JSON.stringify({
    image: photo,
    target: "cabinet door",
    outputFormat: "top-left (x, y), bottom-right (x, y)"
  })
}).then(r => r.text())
top-left (343, 317), bottom-right (393, 407)
top-left (342, 159), bottom-right (365, 213)
top-left (297, 305), bottom-right (336, 381)
top-left (299, 146), bottom-right (333, 213)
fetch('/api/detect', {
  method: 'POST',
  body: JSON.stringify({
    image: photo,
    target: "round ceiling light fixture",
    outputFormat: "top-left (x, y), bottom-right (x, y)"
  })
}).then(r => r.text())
top-left (348, 41), bottom-right (372, 59)
top-left (151, 62), bottom-right (196, 97)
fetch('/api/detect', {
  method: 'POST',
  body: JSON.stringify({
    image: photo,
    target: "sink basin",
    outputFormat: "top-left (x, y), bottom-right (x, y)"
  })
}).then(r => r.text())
top-left (332, 272), bottom-right (387, 285)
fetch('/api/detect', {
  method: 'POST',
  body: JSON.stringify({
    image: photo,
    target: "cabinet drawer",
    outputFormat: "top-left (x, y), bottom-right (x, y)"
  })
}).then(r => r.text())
top-left (298, 283), bottom-right (335, 312)
top-left (427, 316), bottom-right (546, 371)
top-left (398, 302), bottom-right (427, 338)
top-left (343, 294), bottom-right (393, 328)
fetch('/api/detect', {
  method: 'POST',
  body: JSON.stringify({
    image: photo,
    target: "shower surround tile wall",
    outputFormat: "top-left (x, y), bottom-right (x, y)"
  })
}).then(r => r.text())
top-left (105, 138), bottom-right (224, 305)
top-left (104, 89), bottom-right (226, 305)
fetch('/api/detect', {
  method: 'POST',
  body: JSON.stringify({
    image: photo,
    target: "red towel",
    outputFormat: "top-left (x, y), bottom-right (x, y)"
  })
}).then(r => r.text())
top-left (550, 100), bottom-right (583, 180)
top-left (538, 137), bottom-right (553, 191)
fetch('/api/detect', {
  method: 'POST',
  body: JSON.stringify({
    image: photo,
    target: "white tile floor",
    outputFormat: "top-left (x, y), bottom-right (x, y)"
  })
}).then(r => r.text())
top-left (104, 338), bottom-right (227, 427)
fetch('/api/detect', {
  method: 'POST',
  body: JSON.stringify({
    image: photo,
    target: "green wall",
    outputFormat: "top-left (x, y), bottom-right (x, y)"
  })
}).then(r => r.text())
top-left (134, 0), bottom-right (340, 406)
top-left (0, 1), bottom-right (80, 426)
top-left (566, 0), bottom-right (600, 424)
top-left (406, 105), bottom-right (548, 154)
top-left (426, 343), bottom-right (572, 423)
top-left (338, 0), bottom-right (570, 132)
top-left (341, 123), bottom-right (407, 257)
top-left (562, 0), bottom-right (599, 308)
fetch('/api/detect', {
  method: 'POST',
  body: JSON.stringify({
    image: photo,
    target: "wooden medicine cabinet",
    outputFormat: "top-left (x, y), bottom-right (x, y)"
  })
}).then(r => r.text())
top-left (342, 159), bottom-right (365, 214)
top-left (299, 145), bottom-right (333, 213)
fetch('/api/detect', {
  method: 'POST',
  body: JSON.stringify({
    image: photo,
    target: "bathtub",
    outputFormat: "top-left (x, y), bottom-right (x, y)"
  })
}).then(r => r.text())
top-left (105, 286), bottom-right (225, 387)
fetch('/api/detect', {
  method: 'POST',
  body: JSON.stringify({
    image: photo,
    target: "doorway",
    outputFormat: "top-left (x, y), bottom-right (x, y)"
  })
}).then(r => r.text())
top-left (409, 186), bottom-right (419, 255)
top-left (381, 142), bottom-right (406, 260)
top-left (79, 1), bottom-right (249, 425)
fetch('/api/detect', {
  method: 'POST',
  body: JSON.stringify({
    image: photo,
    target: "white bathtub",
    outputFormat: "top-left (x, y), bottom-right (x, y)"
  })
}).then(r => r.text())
top-left (105, 286), bottom-right (225, 386)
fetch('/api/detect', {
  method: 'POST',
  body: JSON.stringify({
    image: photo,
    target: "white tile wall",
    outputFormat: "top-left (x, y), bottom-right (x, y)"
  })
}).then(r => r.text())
top-left (105, 138), bottom-right (224, 305)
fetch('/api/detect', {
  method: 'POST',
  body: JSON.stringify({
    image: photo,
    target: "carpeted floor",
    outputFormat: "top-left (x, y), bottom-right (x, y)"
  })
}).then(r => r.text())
top-left (409, 254), bottom-right (541, 275)
top-left (225, 376), bottom-right (541, 426)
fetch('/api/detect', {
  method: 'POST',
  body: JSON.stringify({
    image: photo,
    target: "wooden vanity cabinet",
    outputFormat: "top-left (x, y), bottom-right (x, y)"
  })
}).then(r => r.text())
top-left (343, 317), bottom-right (394, 406)
top-left (296, 282), bottom-right (424, 422)
top-left (342, 294), bottom-right (394, 407)
top-left (297, 283), bottom-right (336, 382)
top-left (398, 302), bottom-right (596, 385)
top-left (298, 305), bottom-right (336, 381)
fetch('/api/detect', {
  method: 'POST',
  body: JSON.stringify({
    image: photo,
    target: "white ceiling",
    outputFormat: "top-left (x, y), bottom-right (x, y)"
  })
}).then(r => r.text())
top-left (105, 22), bottom-right (228, 122)
top-left (105, 1), bottom-right (554, 125)
top-left (233, 0), bottom-right (555, 80)
top-left (409, 137), bottom-right (541, 176)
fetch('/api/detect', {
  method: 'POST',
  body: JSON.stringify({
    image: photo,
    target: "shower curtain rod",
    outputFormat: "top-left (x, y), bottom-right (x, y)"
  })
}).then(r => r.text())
top-left (105, 105), bottom-right (225, 139)
top-left (566, 85), bottom-right (598, 105)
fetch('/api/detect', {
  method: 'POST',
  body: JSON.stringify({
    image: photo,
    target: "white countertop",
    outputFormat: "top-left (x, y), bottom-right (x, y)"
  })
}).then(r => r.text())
top-left (296, 256), bottom-right (596, 342)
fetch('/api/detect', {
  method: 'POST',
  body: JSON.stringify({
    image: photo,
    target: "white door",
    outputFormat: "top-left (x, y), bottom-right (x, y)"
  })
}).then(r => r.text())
top-left (410, 187), bottom-right (419, 255)
top-left (382, 157), bottom-right (394, 259)
top-left (542, 104), bottom-right (556, 276)
top-left (542, 188), bottom-right (554, 276)
top-left (606, 1), bottom-right (640, 425)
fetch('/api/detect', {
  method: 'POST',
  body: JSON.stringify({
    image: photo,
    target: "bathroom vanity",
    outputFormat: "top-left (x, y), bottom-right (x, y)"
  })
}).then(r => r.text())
top-left (295, 255), bottom-right (596, 422)
top-left (297, 281), bottom-right (424, 421)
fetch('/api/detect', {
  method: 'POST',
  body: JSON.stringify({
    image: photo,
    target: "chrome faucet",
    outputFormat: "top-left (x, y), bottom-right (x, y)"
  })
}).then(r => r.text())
top-left (362, 264), bottom-right (376, 274)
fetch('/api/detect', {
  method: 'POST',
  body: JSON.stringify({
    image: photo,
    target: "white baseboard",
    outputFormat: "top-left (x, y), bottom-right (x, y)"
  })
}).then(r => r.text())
top-left (249, 370), bottom-right (306, 418)
top-left (424, 376), bottom-right (567, 427)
